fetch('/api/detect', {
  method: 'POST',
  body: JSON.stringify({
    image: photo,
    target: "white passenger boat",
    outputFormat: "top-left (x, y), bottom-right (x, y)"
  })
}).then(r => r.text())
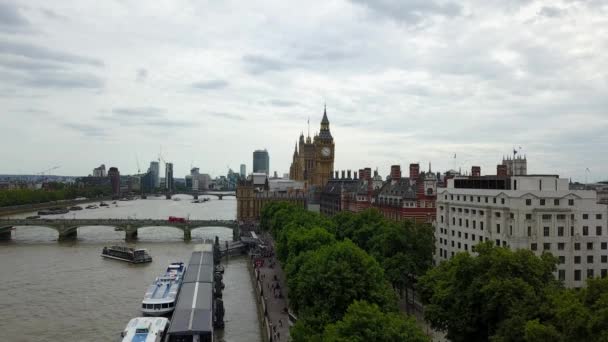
top-left (120, 317), bottom-right (169, 342)
top-left (141, 262), bottom-right (186, 316)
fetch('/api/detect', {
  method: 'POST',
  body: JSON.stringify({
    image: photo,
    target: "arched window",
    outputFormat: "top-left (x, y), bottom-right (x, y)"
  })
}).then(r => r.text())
top-left (427, 188), bottom-right (433, 195)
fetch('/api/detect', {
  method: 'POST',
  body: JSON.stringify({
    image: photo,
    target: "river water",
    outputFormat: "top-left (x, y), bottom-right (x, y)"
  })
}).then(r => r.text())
top-left (0, 195), bottom-right (262, 342)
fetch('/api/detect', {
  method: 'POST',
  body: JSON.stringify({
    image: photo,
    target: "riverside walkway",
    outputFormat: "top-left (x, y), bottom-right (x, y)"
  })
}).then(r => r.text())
top-left (252, 232), bottom-right (291, 341)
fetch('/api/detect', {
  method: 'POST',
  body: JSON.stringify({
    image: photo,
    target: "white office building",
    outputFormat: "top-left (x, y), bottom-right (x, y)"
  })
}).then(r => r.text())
top-left (435, 175), bottom-right (608, 288)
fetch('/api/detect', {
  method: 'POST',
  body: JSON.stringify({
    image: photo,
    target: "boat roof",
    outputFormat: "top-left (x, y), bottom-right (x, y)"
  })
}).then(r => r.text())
top-left (122, 317), bottom-right (168, 342)
top-left (167, 282), bottom-right (213, 335)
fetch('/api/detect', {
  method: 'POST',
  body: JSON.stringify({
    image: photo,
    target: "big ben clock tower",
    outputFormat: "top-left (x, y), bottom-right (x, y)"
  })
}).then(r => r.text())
top-left (312, 105), bottom-right (335, 187)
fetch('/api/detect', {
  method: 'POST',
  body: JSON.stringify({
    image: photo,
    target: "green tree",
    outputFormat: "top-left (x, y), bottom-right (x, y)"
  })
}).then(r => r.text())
top-left (291, 240), bottom-right (397, 325)
top-left (418, 242), bottom-right (560, 342)
top-left (322, 301), bottom-right (429, 342)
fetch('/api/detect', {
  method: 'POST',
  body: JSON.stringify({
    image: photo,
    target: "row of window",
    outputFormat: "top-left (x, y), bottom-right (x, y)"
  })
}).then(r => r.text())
top-left (441, 209), bottom-right (601, 221)
top-left (444, 194), bottom-right (576, 207)
top-left (531, 241), bottom-right (608, 251)
top-left (567, 269), bottom-right (608, 281)
top-left (142, 302), bottom-right (174, 309)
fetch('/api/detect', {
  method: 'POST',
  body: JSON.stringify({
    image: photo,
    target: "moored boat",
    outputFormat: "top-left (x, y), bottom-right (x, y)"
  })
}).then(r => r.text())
top-left (141, 262), bottom-right (186, 316)
top-left (38, 207), bottom-right (69, 215)
top-left (99, 202), bottom-right (109, 207)
top-left (101, 246), bottom-right (152, 263)
top-left (69, 206), bottom-right (83, 211)
top-left (26, 215), bottom-right (40, 219)
top-left (120, 317), bottom-right (169, 342)
top-left (85, 205), bottom-right (98, 209)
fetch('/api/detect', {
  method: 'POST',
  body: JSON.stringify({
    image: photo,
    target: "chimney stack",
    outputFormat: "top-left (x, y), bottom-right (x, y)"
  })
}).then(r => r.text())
top-left (410, 163), bottom-right (420, 179)
top-left (390, 165), bottom-right (402, 181)
top-left (364, 168), bottom-right (372, 180)
top-left (354, 172), bottom-right (358, 180)
top-left (341, 170), bottom-right (346, 179)
top-left (497, 165), bottom-right (508, 177)
top-left (471, 166), bottom-right (481, 177)
top-left (335, 171), bottom-right (339, 179)
top-left (347, 170), bottom-right (352, 179)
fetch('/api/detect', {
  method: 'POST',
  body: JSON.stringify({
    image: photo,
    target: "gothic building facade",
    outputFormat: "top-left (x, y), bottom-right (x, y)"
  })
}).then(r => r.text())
top-left (289, 106), bottom-right (335, 188)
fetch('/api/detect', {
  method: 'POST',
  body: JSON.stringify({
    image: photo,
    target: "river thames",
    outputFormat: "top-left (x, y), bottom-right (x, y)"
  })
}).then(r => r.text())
top-left (0, 195), bottom-right (262, 342)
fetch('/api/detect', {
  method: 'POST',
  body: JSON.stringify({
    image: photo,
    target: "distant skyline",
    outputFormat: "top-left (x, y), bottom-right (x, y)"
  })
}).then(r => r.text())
top-left (1, 1), bottom-right (606, 181)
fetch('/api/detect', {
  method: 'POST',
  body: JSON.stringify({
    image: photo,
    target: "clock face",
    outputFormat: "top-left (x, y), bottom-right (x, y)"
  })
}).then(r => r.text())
top-left (321, 147), bottom-right (331, 157)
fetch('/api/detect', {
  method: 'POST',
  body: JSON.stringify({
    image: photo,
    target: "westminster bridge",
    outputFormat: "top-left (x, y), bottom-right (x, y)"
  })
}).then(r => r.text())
top-left (0, 218), bottom-right (239, 241)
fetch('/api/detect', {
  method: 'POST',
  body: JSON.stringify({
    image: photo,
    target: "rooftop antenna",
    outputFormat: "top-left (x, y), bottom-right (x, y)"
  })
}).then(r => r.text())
top-left (585, 168), bottom-right (591, 189)
top-left (307, 117), bottom-right (310, 138)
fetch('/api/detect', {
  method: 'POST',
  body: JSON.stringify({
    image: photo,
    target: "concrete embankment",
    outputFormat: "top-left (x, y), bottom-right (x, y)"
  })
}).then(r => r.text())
top-left (0, 196), bottom-right (113, 217)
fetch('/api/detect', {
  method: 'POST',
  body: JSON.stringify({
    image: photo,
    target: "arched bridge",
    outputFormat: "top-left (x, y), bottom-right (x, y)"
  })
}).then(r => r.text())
top-left (150, 191), bottom-right (236, 200)
top-left (0, 218), bottom-right (239, 241)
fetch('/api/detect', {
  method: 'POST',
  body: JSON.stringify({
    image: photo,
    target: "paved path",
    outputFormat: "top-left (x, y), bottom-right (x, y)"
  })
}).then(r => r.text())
top-left (255, 232), bottom-right (291, 341)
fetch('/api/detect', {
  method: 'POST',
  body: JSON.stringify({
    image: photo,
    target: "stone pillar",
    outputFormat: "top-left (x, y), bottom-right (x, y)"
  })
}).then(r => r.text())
top-left (183, 228), bottom-right (191, 241)
top-left (125, 228), bottom-right (138, 241)
top-left (59, 227), bottom-right (78, 241)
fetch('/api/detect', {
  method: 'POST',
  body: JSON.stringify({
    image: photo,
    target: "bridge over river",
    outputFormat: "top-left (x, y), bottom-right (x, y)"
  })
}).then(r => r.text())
top-left (0, 218), bottom-right (239, 241)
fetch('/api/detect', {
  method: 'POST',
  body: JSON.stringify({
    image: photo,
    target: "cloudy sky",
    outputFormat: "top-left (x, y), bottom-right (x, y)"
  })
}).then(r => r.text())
top-left (1, 0), bottom-right (606, 181)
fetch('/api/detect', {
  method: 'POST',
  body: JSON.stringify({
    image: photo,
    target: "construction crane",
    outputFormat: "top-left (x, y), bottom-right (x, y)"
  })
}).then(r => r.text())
top-left (37, 166), bottom-right (60, 176)
top-left (136, 154), bottom-right (141, 174)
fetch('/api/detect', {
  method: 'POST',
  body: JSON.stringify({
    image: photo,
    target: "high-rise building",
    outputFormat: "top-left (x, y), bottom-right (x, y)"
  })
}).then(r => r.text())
top-left (435, 172), bottom-right (608, 288)
top-left (108, 167), bottom-right (120, 198)
top-left (240, 164), bottom-right (246, 177)
top-left (149, 161), bottom-right (160, 188)
top-left (141, 171), bottom-right (155, 193)
top-left (165, 163), bottom-right (174, 192)
top-left (289, 105), bottom-right (335, 188)
top-left (93, 164), bottom-right (106, 177)
top-left (253, 149), bottom-right (270, 175)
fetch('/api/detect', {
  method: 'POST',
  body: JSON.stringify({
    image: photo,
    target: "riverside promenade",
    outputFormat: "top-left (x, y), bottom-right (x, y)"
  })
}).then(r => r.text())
top-left (250, 232), bottom-right (291, 341)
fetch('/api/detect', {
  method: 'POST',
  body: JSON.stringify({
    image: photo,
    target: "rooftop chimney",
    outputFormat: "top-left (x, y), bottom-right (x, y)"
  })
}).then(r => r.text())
top-left (341, 170), bottom-right (346, 179)
top-left (364, 168), bottom-right (372, 180)
top-left (390, 165), bottom-right (401, 181)
top-left (354, 172), bottom-right (358, 180)
top-left (410, 163), bottom-right (420, 179)
top-left (471, 166), bottom-right (481, 177)
top-left (497, 164), bottom-right (508, 177)
top-left (347, 170), bottom-right (352, 179)
top-left (335, 171), bottom-right (339, 179)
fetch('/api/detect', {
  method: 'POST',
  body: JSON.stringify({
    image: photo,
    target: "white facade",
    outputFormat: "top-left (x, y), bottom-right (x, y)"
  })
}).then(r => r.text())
top-left (93, 164), bottom-right (106, 177)
top-left (435, 175), bottom-right (608, 288)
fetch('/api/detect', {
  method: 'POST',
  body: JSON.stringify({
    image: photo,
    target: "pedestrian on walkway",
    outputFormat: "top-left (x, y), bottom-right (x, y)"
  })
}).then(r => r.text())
top-left (278, 319), bottom-right (282, 327)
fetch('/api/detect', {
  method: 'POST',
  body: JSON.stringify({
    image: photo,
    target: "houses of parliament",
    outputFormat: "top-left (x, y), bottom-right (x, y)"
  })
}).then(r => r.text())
top-left (237, 107), bottom-right (334, 221)
top-left (289, 106), bottom-right (335, 188)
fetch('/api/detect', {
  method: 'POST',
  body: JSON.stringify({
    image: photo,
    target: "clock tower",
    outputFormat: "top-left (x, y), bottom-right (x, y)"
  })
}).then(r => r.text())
top-left (312, 105), bottom-right (335, 187)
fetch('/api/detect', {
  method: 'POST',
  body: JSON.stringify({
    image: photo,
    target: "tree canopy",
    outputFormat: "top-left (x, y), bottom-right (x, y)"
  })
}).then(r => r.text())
top-left (323, 301), bottom-right (429, 342)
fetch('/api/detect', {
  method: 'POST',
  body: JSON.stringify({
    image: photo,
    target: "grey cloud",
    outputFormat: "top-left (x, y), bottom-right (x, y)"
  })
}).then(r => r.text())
top-left (144, 119), bottom-right (193, 128)
top-left (112, 107), bottom-right (165, 117)
top-left (0, 2), bottom-right (30, 33)
top-left (242, 54), bottom-right (288, 74)
top-left (19, 71), bottom-right (103, 89)
top-left (538, 6), bottom-right (563, 18)
top-left (0, 41), bottom-right (103, 66)
top-left (105, 107), bottom-right (193, 128)
top-left (209, 112), bottom-right (244, 121)
top-left (40, 8), bottom-right (68, 21)
top-left (191, 79), bottom-right (228, 90)
top-left (63, 123), bottom-right (106, 137)
top-left (350, 0), bottom-right (462, 24)
top-left (136, 68), bottom-right (148, 82)
top-left (269, 100), bottom-right (298, 107)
